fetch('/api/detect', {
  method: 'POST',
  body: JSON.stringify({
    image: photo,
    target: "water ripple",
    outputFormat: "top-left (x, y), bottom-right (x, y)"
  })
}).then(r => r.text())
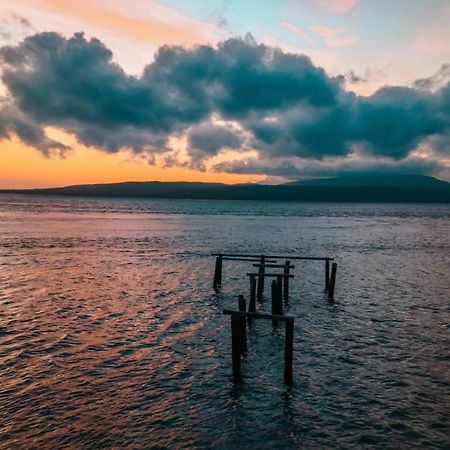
top-left (0, 195), bottom-right (449, 449)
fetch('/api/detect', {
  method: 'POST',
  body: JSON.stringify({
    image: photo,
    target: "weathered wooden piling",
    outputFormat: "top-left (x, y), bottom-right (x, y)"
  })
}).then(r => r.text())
top-left (284, 317), bottom-right (294, 385)
top-left (271, 278), bottom-right (283, 326)
top-left (277, 275), bottom-right (283, 304)
top-left (238, 295), bottom-right (247, 353)
top-left (257, 255), bottom-right (265, 301)
top-left (249, 274), bottom-right (257, 314)
top-left (213, 254), bottom-right (223, 290)
top-left (325, 259), bottom-right (330, 292)
top-left (247, 276), bottom-right (257, 327)
top-left (283, 260), bottom-right (291, 302)
top-left (223, 309), bottom-right (295, 385)
top-left (328, 262), bottom-right (337, 301)
top-left (271, 280), bottom-right (278, 327)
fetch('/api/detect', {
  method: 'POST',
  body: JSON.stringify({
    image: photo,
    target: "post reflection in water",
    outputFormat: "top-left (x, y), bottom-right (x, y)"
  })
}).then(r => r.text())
top-left (0, 195), bottom-right (449, 449)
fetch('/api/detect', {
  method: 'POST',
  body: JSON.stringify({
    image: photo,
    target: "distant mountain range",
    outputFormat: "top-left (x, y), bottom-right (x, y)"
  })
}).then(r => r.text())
top-left (284, 174), bottom-right (450, 188)
top-left (1, 174), bottom-right (450, 203)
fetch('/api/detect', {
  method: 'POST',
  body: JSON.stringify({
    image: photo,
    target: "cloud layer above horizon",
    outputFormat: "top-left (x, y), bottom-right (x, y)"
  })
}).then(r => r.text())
top-left (0, 32), bottom-right (449, 178)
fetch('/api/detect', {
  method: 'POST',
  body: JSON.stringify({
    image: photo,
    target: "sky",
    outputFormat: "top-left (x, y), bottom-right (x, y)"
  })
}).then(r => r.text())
top-left (0, 0), bottom-right (449, 188)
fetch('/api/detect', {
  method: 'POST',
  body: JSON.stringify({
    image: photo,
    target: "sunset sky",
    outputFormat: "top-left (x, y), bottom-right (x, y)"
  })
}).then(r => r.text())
top-left (0, 0), bottom-right (449, 188)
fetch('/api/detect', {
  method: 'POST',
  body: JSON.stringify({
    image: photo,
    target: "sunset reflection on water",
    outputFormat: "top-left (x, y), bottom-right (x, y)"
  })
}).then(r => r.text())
top-left (0, 195), bottom-right (449, 449)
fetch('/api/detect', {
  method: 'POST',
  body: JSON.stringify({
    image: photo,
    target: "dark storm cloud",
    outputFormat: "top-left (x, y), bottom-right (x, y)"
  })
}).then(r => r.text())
top-left (0, 32), bottom-right (167, 149)
top-left (0, 105), bottom-right (68, 154)
top-left (187, 122), bottom-right (243, 164)
top-left (249, 82), bottom-right (450, 162)
top-left (352, 86), bottom-right (447, 158)
top-left (213, 154), bottom-right (445, 178)
top-left (245, 100), bottom-right (355, 159)
top-left (0, 31), bottom-right (449, 175)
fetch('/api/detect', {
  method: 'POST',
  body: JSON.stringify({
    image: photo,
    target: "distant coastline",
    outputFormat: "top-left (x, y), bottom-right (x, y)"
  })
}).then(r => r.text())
top-left (2, 175), bottom-right (450, 203)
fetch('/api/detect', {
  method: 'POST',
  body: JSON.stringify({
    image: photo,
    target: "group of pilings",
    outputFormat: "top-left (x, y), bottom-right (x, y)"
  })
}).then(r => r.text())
top-left (224, 297), bottom-right (295, 385)
top-left (213, 253), bottom-right (337, 301)
top-left (213, 252), bottom-right (339, 385)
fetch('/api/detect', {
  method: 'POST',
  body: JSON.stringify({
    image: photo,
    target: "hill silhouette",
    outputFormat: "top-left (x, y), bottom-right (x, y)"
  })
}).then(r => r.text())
top-left (284, 174), bottom-right (450, 189)
top-left (2, 174), bottom-right (450, 203)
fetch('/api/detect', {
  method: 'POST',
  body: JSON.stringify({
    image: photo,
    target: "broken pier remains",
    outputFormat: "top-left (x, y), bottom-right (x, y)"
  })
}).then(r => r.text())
top-left (213, 252), bottom-right (339, 385)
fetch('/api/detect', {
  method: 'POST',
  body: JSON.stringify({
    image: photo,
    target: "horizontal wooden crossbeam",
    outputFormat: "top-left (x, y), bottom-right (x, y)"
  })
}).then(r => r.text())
top-left (253, 263), bottom-right (294, 269)
top-left (212, 253), bottom-right (333, 261)
top-left (222, 257), bottom-right (277, 263)
top-left (223, 309), bottom-right (295, 322)
top-left (247, 272), bottom-right (294, 278)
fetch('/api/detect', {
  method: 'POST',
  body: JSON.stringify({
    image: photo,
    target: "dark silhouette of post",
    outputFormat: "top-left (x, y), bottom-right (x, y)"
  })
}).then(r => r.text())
top-left (271, 280), bottom-right (278, 327)
top-left (249, 275), bottom-right (256, 313)
top-left (257, 255), bottom-right (265, 301)
top-left (284, 317), bottom-right (294, 385)
top-left (271, 278), bottom-right (283, 327)
top-left (213, 254), bottom-right (223, 290)
top-left (238, 295), bottom-right (247, 353)
top-left (248, 275), bottom-right (257, 326)
top-left (277, 275), bottom-right (283, 307)
top-left (325, 259), bottom-right (330, 292)
top-left (283, 260), bottom-right (290, 302)
top-left (223, 309), bottom-right (295, 385)
top-left (328, 262), bottom-right (337, 301)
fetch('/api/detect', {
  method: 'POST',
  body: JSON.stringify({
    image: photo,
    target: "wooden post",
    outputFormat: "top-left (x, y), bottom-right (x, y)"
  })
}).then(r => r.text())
top-left (277, 275), bottom-right (283, 311)
top-left (257, 255), bottom-right (265, 301)
top-left (248, 275), bottom-right (256, 326)
top-left (271, 279), bottom-right (283, 327)
top-left (284, 317), bottom-right (294, 385)
top-left (213, 255), bottom-right (223, 290)
top-left (249, 275), bottom-right (256, 313)
top-left (260, 255), bottom-right (266, 294)
top-left (328, 262), bottom-right (337, 301)
top-left (283, 260), bottom-right (290, 302)
top-left (224, 309), bottom-right (296, 384)
top-left (231, 314), bottom-right (242, 381)
top-left (325, 259), bottom-right (330, 292)
top-left (238, 295), bottom-right (247, 353)
top-left (271, 280), bottom-right (278, 327)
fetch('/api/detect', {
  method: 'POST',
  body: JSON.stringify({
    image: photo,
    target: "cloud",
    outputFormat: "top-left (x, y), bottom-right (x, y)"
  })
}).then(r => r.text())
top-left (293, 0), bottom-right (358, 15)
top-left (0, 12), bottom-right (36, 42)
top-left (187, 122), bottom-right (244, 166)
top-left (309, 25), bottom-right (357, 47)
top-left (10, 13), bottom-right (33, 29)
top-left (344, 70), bottom-right (366, 84)
top-left (0, 31), bottom-right (449, 178)
top-left (282, 22), bottom-right (314, 44)
top-left (0, 32), bottom-right (341, 151)
top-left (26, 0), bottom-right (222, 48)
top-left (213, 154), bottom-right (445, 179)
top-left (312, 0), bottom-right (358, 14)
top-left (413, 63), bottom-right (450, 91)
top-left (0, 104), bottom-right (68, 155)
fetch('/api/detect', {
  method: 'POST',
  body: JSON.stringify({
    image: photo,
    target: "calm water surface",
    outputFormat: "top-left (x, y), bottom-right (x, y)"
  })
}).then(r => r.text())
top-left (0, 195), bottom-right (449, 449)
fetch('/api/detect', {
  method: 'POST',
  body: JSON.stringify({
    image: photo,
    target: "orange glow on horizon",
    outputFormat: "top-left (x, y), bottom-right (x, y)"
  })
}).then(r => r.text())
top-left (0, 138), bottom-right (263, 189)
